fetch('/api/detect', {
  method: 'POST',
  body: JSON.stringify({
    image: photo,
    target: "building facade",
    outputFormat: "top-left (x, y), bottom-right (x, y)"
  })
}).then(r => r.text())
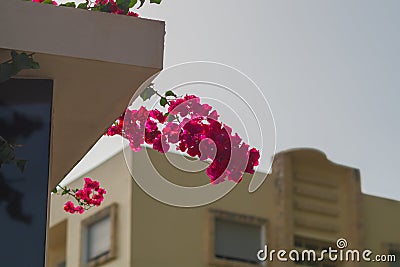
top-left (47, 148), bottom-right (400, 267)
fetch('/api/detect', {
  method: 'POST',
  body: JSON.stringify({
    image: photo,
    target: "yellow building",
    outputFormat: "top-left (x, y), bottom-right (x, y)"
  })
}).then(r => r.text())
top-left (47, 148), bottom-right (400, 267)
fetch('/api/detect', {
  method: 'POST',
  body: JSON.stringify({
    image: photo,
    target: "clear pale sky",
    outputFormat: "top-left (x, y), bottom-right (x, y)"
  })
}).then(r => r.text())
top-left (64, 1), bottom-right (400, 201)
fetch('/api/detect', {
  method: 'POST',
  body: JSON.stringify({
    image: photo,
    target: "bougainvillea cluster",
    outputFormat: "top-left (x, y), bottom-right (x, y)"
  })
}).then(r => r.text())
top-left (106, 89), bottom-right (261, 184)
top-left (32, 0), bottom-right (58, 5)
top-left (92, 0), bottom-right (140, 16)
top-left (60, 178), bottom-right (106, 214)
top-left (30, 0), bottom-right (163, 17)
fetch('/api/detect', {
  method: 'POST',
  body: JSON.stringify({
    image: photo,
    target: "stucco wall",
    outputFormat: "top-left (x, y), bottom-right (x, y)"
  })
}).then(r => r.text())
top-left (49, 152), bottom-right (133, 267)
top-left (362, 194), bottom-right (400, 266)
top-left (48, 148), bottom-right (400, 267)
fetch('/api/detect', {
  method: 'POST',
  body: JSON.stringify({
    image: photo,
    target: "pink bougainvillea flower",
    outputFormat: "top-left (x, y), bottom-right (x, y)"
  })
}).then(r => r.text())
top-left (63, 178), bottom-right (106, 214)
top-left (127, 11), bottom-right (139, 17)
top-left (92, 193), bottom-right (105, 206)
top-left (208, 110), bottom-right (219, 120)
top-left (31, 0), bottom-right (57, 5)
top-left (149, 109), bottom-right (167, 124)
top-left (64, 201), bottom-right (84, 214)
top-left (168, 98), bottom-right (187, 116)
top-left (162, 122), bottom-right (181, 144)
top-left (107, 93), bottom-right (261, 184)
top-left (63, 201), bottom-right (75, 214)
top-left (98, 188), bottom-right (107, 195)
top-left (245, 148), bottom-right (260, 174)
top-left (145, 118), bottom-right (158, 132)
top-left (198, 138), bottom-right (216, 161)
top-left (84, 177), bottom-right (100, 191)
top-left (75, 206), bottom-right (85, 214)
top-left (75, 187), bottom-right (92, 203)
top-left (145, 129), bottom-right (161, 144)
top-left (152, 134), bottom-right (170, 153)
top-left (32, 0), bottom-right (140, 16)
top-left (120, 106), bottom-right (150, 152)
top-left (95, 0), bottom-right (108, 4)
top-left (190, 102), bottom-right (212, 118)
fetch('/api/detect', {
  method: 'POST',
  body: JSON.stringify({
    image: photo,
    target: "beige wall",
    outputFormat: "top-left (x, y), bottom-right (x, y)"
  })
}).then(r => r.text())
top-left (47, 220), bottom-right (67, 267)
top-left (362, 194), bottom-right (400, 266)
top-left (48, 148), bottom-right (400, 267)
top-left (49, 152), bottom-right (133, 267)
top-left (271, 149), bottom-right (365, 267)
top-left (130, 149), bottom-right (275, 267)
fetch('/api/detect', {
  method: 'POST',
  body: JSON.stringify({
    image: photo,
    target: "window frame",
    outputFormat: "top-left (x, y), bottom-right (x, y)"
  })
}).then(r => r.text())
top-left (80, 203), bottom-right (117, 267)
top-left (209, 209), bottom-right (268, 267)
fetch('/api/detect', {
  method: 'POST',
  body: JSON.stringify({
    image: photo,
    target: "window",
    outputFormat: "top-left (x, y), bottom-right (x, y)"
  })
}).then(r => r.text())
top-left (210, 210), bottom-right (267, 266)
top-left (81, 204), bottom-right (117, 267)
top-left (87, 216), bottom-right (111, 260)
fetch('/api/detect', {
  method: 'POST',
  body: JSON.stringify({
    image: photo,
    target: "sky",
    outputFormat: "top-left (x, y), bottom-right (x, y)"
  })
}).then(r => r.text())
top-left (64, 1), bottom-right (400, 201)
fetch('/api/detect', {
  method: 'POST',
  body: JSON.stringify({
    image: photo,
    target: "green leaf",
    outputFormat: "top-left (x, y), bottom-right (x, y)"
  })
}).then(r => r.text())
top-left (52, 187), bottom-right (58, 194)
top-left (91, 5), bottom-right (101, 11)
top-left (140, 84), bottom-right (157, 101)
top-left (30, 61), bottom-right (40, 69)
top-left (15, 53), bottom-right (39, 69)
top-left (167, 114), bottom-right (176, 122)
top-left (99, 2), bottom-right (113, 12)
top-left (1, 50), bottom-right (40, 84)
top-left (60, 2), bottom-right (76, 7)
top-left (150, 0), bottom-right (161, 3)
top-left (116, 0), bottom-right (130, 13)
top-left (16, 159), bottom-right (27, 173)
top-left (160, 97), bottom-right (168, 107)
top-left (165, 90), bottom-right (177, 98)
top-left (42, 0), bottom-right (53, 4)
top-left (77, 2), bottom-right (87, 8)
top-left (0, 136), bottom-right (29, 173)
top-left (129, 0), bottom-right (137, 8)
top-left (13, 53), bottom-right (33, 70)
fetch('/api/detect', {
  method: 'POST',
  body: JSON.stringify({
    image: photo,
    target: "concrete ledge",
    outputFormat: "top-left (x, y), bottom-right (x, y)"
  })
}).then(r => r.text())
top-left (0, 1), bottom-right (165, 189)
top-left (0, 0), bottom-right (165, 69)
